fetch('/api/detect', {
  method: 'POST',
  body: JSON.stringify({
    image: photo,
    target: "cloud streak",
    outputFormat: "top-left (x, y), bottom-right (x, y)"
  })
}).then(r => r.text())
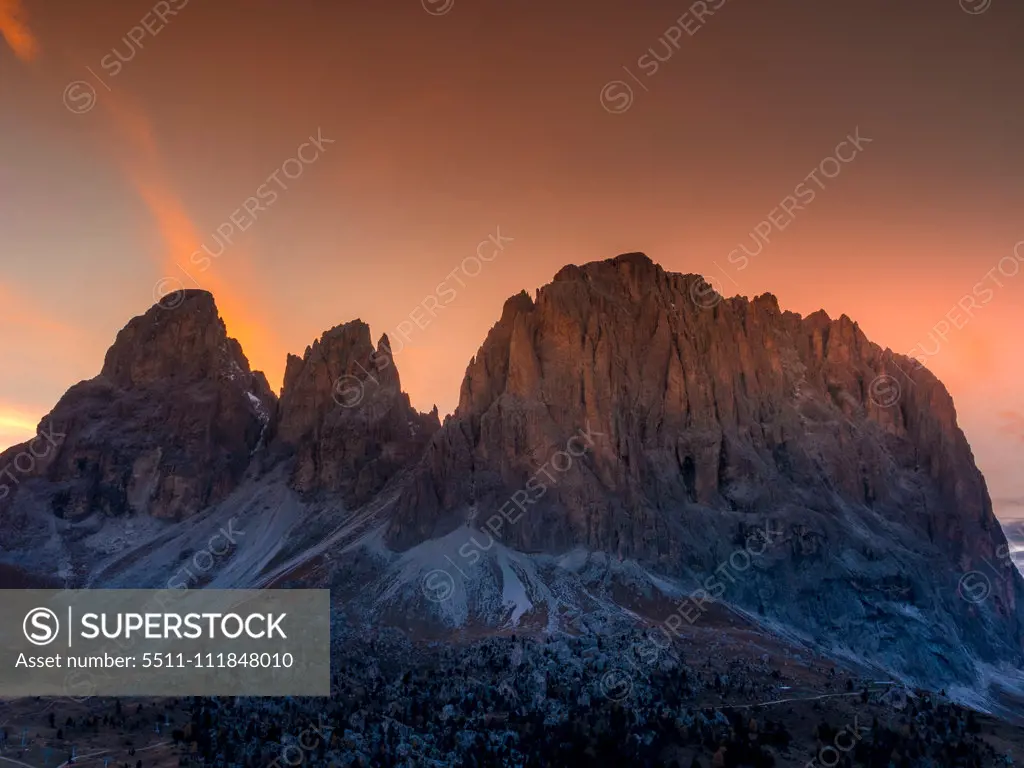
top-left (0, 0), bottom-right (38, 62)
top-left (99, 93), bottom-right (285, 387)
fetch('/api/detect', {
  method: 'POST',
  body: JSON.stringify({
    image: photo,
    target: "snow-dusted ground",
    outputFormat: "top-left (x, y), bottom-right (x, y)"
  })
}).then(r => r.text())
top-left (3, 470), bottom-right (1022, 722)
top-left (83, 473), bottom-right (308, 590)
top-left (358, 523), bottom-right (703, 640)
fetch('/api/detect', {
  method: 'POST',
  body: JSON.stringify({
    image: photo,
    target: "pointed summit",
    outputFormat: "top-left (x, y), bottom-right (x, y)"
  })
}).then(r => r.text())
top-left (0, 291), bottom-right (276, 524)
top-left (273, 320), bottom-right (439, 506)
top-left (101, 289), bottom-right (258, 390)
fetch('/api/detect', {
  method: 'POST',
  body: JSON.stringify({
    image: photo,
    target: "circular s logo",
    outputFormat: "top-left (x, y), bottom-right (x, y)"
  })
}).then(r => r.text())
top-left (24, 607), bottom-right (60, 646)
top-left (958, 571), bottom-right (991, 604)
top-left (62, 81), bottom-right (98, 114)
top-left (599, 668), bottom-right (633, 701)
top-left (689, 276), bottom-right (723, 309)
top-left (960, 0), bottom-right (992, 14)
top-left (332, 374), bottom-right (365, 408)
top-left (421, 569), bottom-right (455, 603)
top-left (868, 374), bottom-right (901, 408)
top-left (600, 80), bottom-right (634, 114)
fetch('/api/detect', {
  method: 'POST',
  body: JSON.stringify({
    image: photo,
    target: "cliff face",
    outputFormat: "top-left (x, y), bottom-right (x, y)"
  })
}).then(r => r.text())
top-left (385, 253), bottom-right (1022, 675)
top-left (0, 290), bottom-right (275, 524)
top-left (272, 323), bottom-right (440, 507)
top-left (389, 253), bottom-right (998, 555)
top-left (1, 253), bottom-right (1020, 687)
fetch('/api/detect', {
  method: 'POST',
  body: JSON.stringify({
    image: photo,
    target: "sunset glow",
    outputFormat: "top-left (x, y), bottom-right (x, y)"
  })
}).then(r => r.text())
top-left (3, 3), bottom-right (1024, 750)
top-left (0, 0), bottom-right (1021, 521)
top-left (0, 407), bottom-right (40, 446)
top-left (0, 0), bottom-right (37, 62)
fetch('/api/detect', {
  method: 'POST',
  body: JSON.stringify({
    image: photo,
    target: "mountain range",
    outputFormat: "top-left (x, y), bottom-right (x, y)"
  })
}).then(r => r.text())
top-left (1, 252), bottom-right (1022, 713)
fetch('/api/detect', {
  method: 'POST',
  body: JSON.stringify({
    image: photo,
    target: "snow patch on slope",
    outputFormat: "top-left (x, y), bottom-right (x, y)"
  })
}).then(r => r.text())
top-left (497, 551), bottom-right (532, 626)
top-left (246, 391), bottom-right (270, 424)
top-left (358, 525), bottom-right (695, 637)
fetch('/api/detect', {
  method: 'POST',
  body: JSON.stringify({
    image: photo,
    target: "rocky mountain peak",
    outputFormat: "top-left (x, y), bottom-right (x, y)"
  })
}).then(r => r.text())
top-left (386, 254), bottom-right (1021, 684)
top-left (0, 292), bottom-right (276, 534)
top-left (552, 251), bottom-right (657, 282)
top-left (273, 320), bottom-right (439, 507)
top-left (378, 252), bottom-right (1024, 684)
top-left (1, 255), bottom-right (1020, 691)
top-left (100, 289), bottom-right (261, 390)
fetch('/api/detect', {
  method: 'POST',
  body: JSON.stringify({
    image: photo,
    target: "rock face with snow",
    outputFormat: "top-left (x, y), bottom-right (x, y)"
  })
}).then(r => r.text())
top-left (0, 290), bottom-right (275, 524)
top-left (385, 253), bottom-right (1024, 683)
top-left (1, 254), bottom-right (1022, 693)
top-left (272, 323), bottom-right (440, 507)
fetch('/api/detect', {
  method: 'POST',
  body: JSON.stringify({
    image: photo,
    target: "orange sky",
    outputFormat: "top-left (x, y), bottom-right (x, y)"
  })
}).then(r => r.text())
top-left (0, 0), bottom-right (37, 63)
top-left (1, 0), bottom-right (1022, 518)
